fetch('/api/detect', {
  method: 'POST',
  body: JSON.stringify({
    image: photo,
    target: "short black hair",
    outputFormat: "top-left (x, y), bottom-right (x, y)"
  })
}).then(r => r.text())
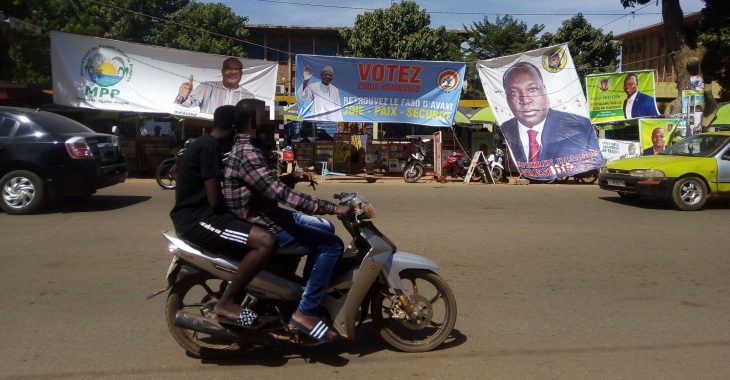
top-left (213, 105), bottom-right (236, 131)
top-left (235, 99), bottom-right (265, 130)
top-left (625, 73), bottom-right (638, 84)
top-left (502, 62), bottom-right (543, 88)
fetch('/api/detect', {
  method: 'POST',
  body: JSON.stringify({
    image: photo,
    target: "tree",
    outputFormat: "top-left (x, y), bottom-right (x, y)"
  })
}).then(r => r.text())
top-left (697, 0), bottom-right (730, 100)
top-left (339, 1), bottom-right (461, 61)
top-left (145, 2), bottom-right (249, 56)
top-left (539, 14), bottom-right (620, 82)
top-left (462, 15), bottom-right (544, 99)
top-left (1, 1), bottom-right (247, 83)
top-left (620, 0), bottom-right (705, 110)
top-left (464, 15), bottom-right (543, 60)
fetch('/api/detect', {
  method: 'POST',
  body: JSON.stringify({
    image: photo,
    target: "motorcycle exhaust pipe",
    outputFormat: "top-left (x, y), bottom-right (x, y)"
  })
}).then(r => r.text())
top-left (174, 311), bottom-right (241, 341)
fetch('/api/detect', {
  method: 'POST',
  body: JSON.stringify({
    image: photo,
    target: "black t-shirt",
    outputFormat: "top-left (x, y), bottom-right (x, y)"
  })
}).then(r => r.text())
top-left (170, 134), bottom-right (226, 234)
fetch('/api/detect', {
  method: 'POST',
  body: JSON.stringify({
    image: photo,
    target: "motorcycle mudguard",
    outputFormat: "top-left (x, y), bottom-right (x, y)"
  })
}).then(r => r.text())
top-left (386, 251), bottom-right (440, 289)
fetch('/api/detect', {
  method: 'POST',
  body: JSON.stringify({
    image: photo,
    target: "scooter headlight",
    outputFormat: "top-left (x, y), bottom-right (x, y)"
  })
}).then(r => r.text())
top-left (356, 203), bottom-right (376, 220)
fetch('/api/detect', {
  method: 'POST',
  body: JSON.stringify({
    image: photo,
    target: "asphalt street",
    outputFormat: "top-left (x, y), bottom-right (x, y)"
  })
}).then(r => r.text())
top-left (1, 178), bottom-right (729, 379)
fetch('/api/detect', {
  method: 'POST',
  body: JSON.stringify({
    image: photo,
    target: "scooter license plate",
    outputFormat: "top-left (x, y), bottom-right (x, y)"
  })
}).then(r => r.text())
top-left (165, 256), bottom-right (179, 279)
top-left (608, 179), bottom-right (626, 187)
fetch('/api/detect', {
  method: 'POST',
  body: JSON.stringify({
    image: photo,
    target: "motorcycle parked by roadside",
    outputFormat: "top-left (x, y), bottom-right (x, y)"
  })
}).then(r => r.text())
top-left (150, 191), bottom-right (458, 358)
top-left (487, 148), bottom-right (505, 183)
top-left (548, 169), bottom-right (599, 184)
top-left (403, 141), bottom-right (430, 183)
top-left (438, 150), bottom-right (489, 183)
top-left (155, 138), bottom-right (194, 190)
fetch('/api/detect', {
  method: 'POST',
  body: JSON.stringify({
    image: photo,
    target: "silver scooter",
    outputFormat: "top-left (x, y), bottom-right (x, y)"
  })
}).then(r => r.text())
top-left (150, 192), bottom-right (457, 358)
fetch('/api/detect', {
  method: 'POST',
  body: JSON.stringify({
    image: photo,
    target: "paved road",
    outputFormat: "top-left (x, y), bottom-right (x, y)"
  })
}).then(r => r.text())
top-left (1, 179), bottom-right (729, 379)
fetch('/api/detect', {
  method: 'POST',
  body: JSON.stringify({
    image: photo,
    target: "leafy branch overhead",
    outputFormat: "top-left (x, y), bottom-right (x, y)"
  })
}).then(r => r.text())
top-left (339, 1), bottom-right (461, 61)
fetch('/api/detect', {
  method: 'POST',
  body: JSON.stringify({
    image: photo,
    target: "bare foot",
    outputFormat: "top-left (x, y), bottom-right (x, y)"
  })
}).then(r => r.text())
top-left (213, 303), bottom-right (243, 320)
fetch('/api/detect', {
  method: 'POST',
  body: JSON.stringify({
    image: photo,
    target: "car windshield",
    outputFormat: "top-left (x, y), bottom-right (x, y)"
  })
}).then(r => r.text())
top-left (28, 111), bottom-right (94, 134)
top-left (662, 134), bottom-right (730, 157)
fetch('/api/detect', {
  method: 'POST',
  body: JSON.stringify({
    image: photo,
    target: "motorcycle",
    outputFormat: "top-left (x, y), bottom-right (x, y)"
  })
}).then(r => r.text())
top-left (548, 169), bottom-right (599, 184)
top-left (402, 141), bottom-right (430, 183)
top-left (155, 138), bottom-right (194, 190)
top-left (150, 192), bottom-right (457, 358)
top-left (438, 150), bottom-right (488, 183)
top-left (486, 148), bottom-right (505, 183)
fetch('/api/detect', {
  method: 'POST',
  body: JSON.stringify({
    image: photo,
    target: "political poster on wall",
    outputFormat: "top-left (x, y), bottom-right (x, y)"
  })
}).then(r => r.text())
top-left (51, 31), bottom-right (278, 119)
top-left (682, 90), bottom-right (705, 134)
top-left (639, 118), bottom-right (680, 156)
top-left (476, 44), bottom-right (603, 181)
top-left (586, 70), bottom-right (659, 123)
top-left (295, 54), bottom-right (466, 127)
top-left (599, 139), bottom-right (642, 162)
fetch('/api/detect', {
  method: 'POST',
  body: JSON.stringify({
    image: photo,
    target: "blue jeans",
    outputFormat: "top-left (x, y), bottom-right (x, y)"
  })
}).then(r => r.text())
top-left (275, 213), bottom-right (343, 315)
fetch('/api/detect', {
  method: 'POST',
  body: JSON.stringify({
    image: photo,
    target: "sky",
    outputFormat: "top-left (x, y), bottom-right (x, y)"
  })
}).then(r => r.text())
top-left (204, 0), bottom-right (705, 37)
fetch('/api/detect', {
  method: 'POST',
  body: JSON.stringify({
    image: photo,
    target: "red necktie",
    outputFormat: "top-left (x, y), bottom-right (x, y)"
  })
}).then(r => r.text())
top-left (527, 129), bottom-right (541, 162)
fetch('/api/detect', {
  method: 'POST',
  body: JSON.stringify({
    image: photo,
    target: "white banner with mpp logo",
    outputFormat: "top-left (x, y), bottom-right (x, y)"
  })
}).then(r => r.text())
top-left (50, 31), bottom-right (277, 119)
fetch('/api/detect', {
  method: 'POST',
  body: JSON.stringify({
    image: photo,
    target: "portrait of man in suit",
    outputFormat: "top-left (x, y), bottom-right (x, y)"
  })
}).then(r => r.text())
top-left (499, 62), bottom-right (602, 164)
top-left (643, 127), bottom-right (666, 156)
top-left (623, 74), bottom-right (659, 119)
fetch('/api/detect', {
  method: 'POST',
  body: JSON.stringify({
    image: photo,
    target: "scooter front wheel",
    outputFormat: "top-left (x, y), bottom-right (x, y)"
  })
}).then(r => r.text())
top-left (490, 166), bottom-right (503, 183)
top-left (371, 269), bottom-right (457, 352)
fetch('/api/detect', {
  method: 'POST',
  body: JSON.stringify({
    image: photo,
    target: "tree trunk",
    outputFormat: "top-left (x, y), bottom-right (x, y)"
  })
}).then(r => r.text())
top-left (662, 0), bottom-right (707, 114)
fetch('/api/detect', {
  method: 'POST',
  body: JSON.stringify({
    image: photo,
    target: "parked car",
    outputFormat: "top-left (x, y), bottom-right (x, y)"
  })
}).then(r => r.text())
top-left (598, 132), bottom-right (730, 210)
top-left (0, 107), bottom-right (127, 214)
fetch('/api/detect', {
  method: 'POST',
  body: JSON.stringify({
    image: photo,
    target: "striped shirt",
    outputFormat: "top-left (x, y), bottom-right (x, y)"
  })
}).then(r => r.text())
top-left (223, 134), bottom-right (337, 233)
top-left (177, 81), bottom-right (256, 114)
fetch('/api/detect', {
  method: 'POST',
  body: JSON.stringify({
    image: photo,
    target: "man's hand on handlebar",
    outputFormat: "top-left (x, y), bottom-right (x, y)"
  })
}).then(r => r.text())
top-left (335, 204), bottom-right (353, 216)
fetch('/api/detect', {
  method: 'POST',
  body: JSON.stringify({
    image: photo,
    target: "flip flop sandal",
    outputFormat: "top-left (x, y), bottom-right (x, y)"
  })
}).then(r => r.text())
top-left (217, 308), bottom-right (262, 329)
top-left (288, 318), bottom-right (338, 343)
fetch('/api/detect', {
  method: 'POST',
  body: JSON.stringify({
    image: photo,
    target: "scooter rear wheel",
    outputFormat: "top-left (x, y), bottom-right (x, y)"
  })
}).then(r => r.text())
top-left (371, 269), bottom-right (457, 352)
top-left (166, 272), bottom-right (244, 359)
top-left (156, 161), bottom-right (176, 190)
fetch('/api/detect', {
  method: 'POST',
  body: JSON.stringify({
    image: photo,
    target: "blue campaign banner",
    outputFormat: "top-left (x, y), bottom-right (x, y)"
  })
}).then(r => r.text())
top-left (295, 54), bottom-right (466, 127)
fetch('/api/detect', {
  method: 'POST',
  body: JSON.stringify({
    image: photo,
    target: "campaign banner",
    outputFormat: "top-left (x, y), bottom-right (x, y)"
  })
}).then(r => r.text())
top-left (476, 44), bottom-right (603, 181)
top-left (51, 31), bottom-right (278, 119)
top-left (294, 54), bottom-right (465, 126)
top-left (599, 139), bottom-right (642, 162)
top-left (638, 118), bottom-right (680, 156)
top-left (682, 90), bottom-right (704, 134)
top-left (586, 70), bottom-right (659, 123)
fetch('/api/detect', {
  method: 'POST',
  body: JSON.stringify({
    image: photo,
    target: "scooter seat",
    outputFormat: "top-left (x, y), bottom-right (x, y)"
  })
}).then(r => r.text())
top-left (275, 245), bottom-right (311, 256)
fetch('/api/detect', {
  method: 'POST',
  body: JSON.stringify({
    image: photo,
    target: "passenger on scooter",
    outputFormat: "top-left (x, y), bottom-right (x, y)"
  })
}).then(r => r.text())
top-left (170, 105), bottom-right (275, 328)
top-left (223, 99), bottom-right (353, 343)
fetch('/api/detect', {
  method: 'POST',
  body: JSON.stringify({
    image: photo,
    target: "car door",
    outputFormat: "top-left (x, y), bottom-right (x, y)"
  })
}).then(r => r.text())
top-left (716, 140), bottom-right (730, 193)
top-left (0, 116), bottom-right (21, 171)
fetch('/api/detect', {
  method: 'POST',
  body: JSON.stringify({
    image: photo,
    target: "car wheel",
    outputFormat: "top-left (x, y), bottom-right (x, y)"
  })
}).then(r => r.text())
top-left (671, 176), bottom-right (707, 211)
top-left (0, 170), bottom-right (47, 214)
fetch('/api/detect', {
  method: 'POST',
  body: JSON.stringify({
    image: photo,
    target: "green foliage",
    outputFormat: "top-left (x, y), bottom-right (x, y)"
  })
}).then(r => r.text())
top-left (145, 2), bottom-right (248, 56)
top-left (698, 0), bottom-right (730, 100)
top-left (461, 15), bottom-right (543, 99)
top-left (339, 1), bottom-right (461, 61)
top-left (539, 14), bottom-right (620, 81)
top-left (1, 0), bottom-right (248, 84)
top-left (464, 15), bottom-right (543, 60)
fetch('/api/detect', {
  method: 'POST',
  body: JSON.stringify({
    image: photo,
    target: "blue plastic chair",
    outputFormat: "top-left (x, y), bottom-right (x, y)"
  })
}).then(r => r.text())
top-left (320, 161), bottom-right (346, 182)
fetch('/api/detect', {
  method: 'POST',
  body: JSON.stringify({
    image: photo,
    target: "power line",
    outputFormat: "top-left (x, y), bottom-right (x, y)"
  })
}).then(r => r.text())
top-left (84, 0), bottom-right (677, 71)
top-left (84, 0), bottom-right (294, 56)
top-left (254, 0), bottom-right (665, 16)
